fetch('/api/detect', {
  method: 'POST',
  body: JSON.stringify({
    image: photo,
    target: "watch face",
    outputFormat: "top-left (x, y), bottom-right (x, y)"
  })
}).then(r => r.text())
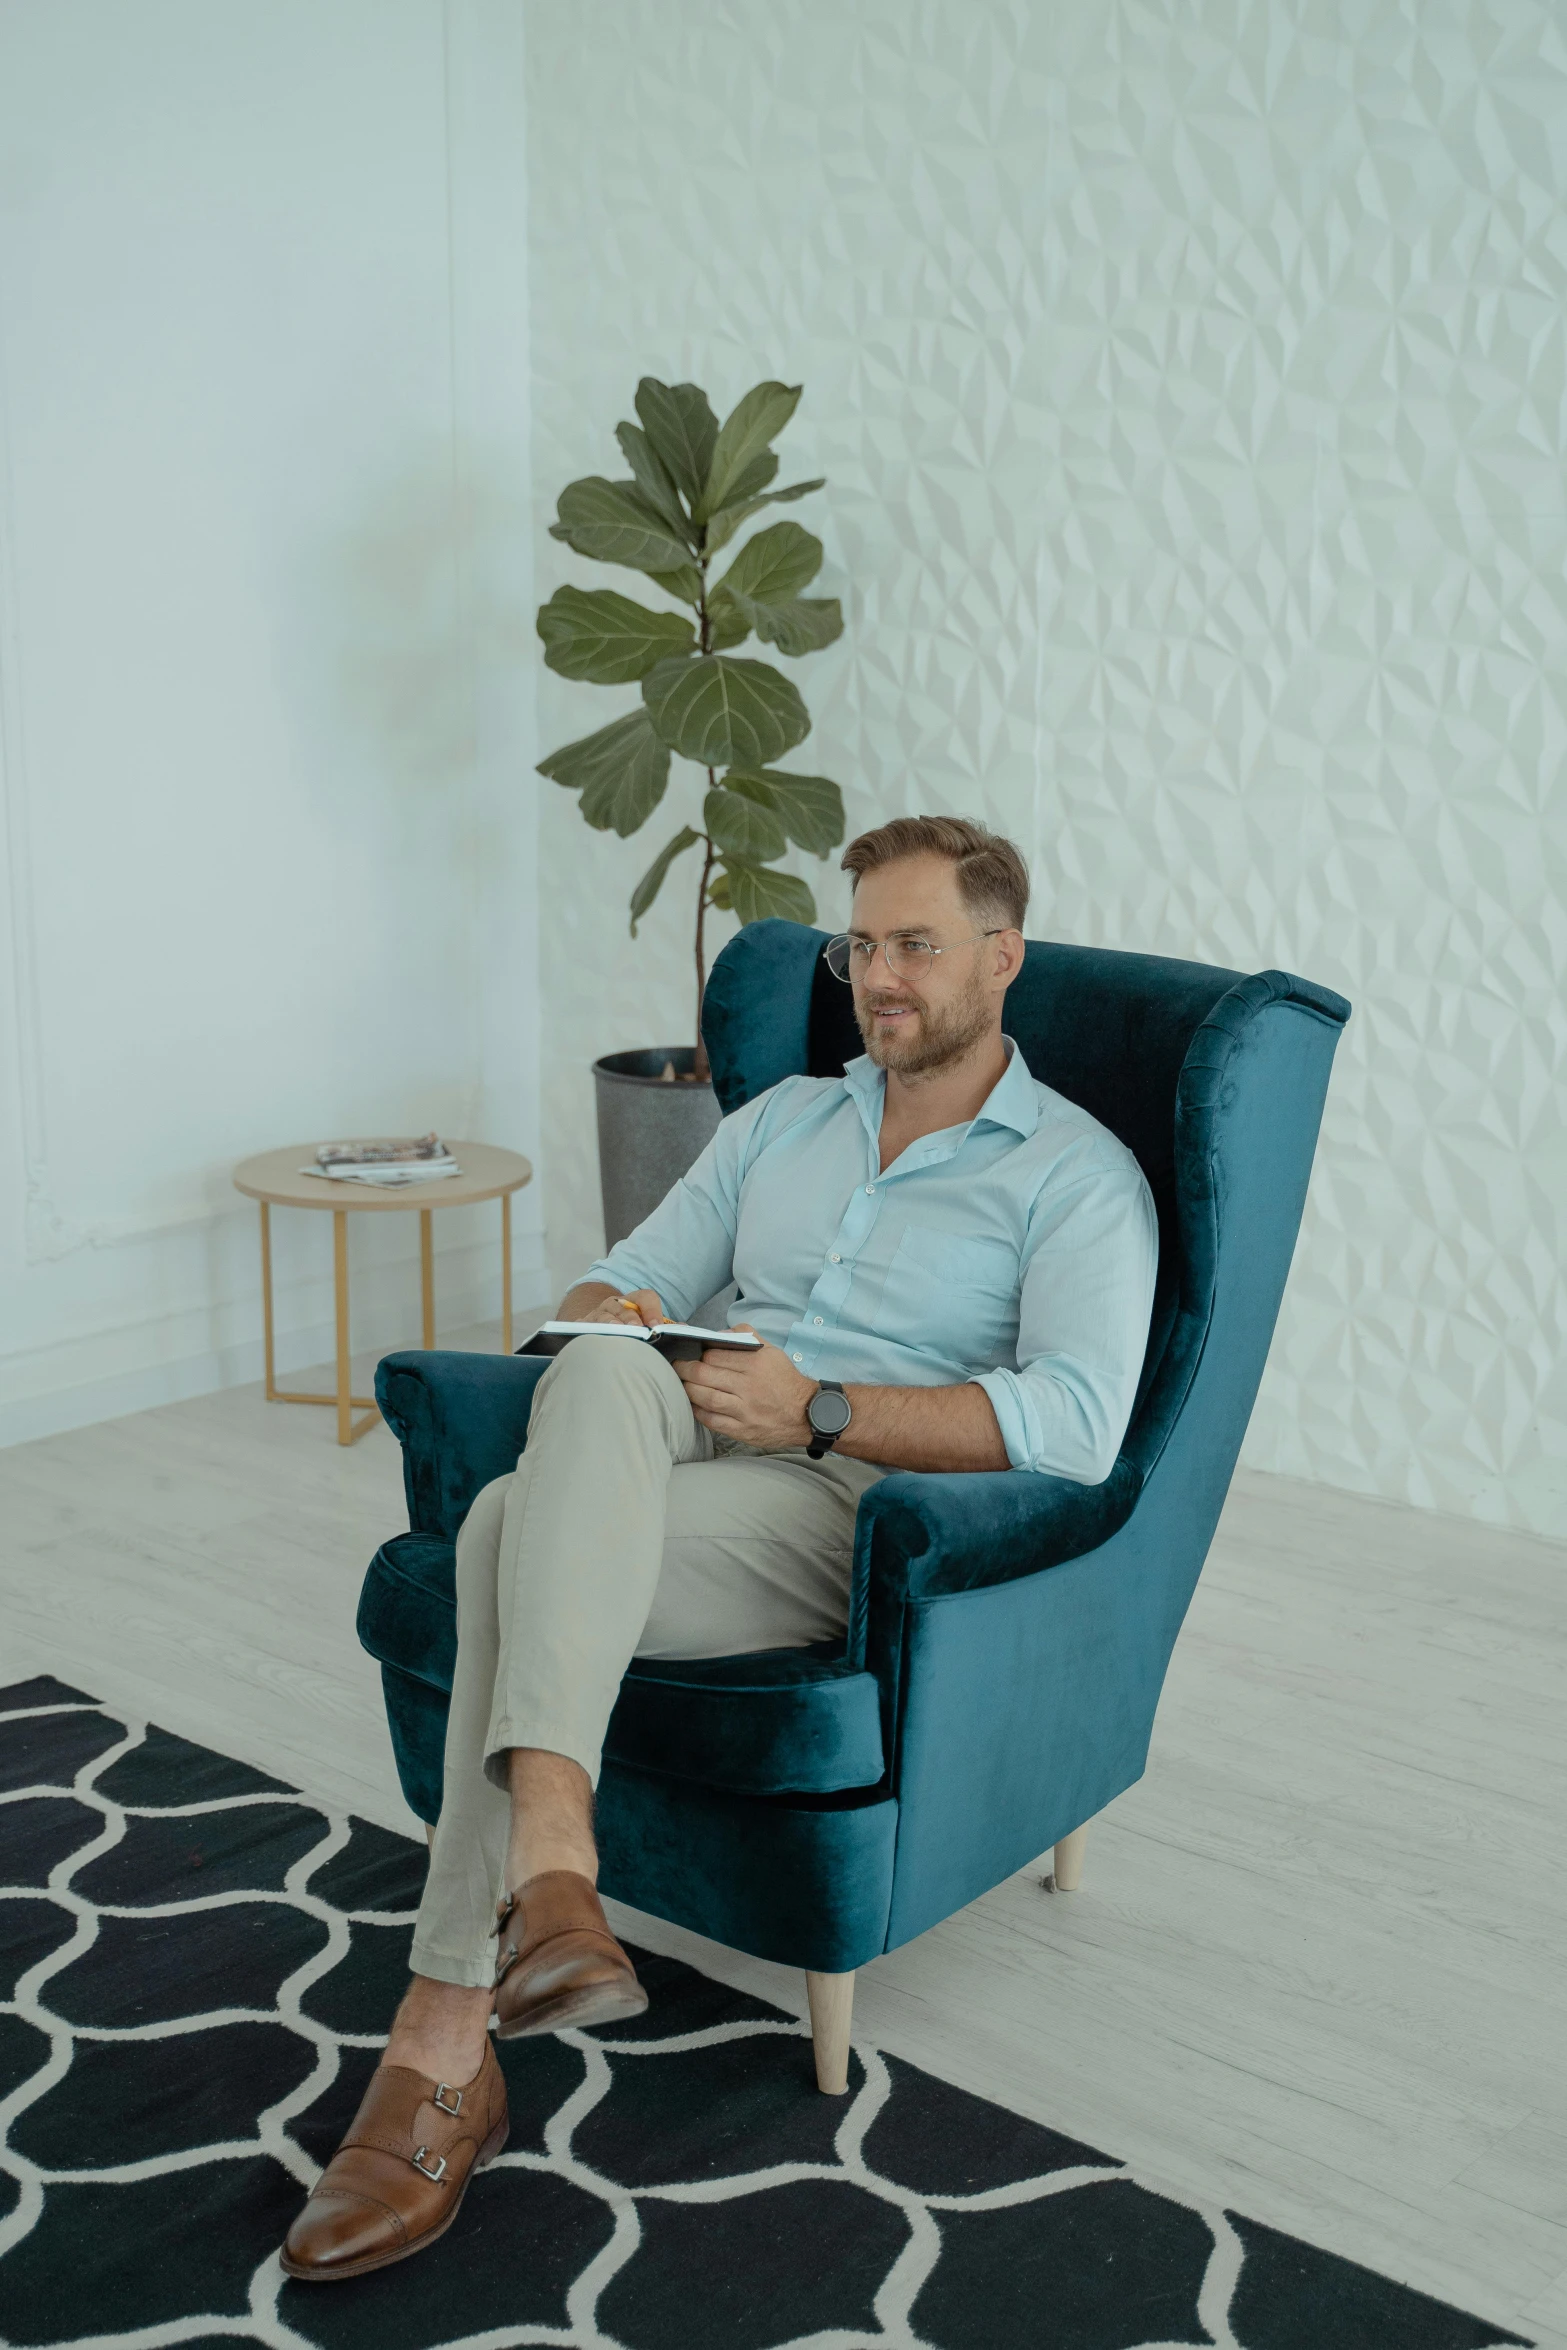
top-left (808, 1385), bottom-right (852, 1437)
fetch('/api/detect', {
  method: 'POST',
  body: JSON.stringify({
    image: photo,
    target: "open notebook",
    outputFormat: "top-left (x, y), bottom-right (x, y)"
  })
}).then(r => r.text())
top-left (515, 1321), bottom-right (763, 1365)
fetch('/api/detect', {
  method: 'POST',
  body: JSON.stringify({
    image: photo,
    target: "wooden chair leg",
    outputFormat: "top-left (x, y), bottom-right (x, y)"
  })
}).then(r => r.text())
top-left (424, 1823), bottom-right (435, 1852)
top-left (1052, 1823), bottom-right (1088, 1890)
top-left (805, 1969), bottom-right (854, 2095)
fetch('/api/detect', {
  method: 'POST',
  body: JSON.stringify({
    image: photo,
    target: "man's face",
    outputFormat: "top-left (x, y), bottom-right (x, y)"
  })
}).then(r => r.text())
top-left (848, 853), bottom-right (1007, 1075)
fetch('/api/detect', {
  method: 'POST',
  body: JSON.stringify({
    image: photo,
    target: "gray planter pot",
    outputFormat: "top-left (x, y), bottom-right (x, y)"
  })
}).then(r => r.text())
top-left (592, 1047), bottom-right (722, 1253)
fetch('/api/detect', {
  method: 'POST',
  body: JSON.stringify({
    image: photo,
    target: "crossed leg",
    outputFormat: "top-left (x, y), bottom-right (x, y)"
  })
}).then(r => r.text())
top-left (282, 1338), bottom-right (881, 2278)
top-left (387, 1338), bottom-right (880, 2079)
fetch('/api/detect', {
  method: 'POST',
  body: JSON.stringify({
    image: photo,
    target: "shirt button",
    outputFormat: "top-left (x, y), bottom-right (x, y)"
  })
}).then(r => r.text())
top-left (792, 1352), bottom-right (802, 1363)
top-left (830, 1252), bottom-right (841, 1263)
top-left (865, 1183), bottom-right (876, 1194)
top-left (813, 1315), bottom-right (823, 1325)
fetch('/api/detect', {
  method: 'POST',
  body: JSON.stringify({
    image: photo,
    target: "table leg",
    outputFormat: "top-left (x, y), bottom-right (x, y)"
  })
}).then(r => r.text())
top-left (333, 1210), bottom-right (352, 1445)
top-left (502, 1190), bottom-right (513, 1355)
top-left (420, 1209), bottom-right (436, 1348)
top-left (260, 1202), bottom-right (278, 1400)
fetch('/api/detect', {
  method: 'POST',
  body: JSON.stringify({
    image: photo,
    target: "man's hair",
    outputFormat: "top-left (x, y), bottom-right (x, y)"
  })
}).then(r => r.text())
top-left (840, 814), bottom-right (1029, 933)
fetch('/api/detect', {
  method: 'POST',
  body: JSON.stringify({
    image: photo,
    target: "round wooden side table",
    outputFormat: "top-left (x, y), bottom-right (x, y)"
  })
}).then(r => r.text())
top-left (232, 1141), bottom-right (534, 1445)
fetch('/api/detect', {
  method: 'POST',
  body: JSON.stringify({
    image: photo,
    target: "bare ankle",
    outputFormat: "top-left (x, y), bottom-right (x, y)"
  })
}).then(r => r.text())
top-left (505, 1747), bottom-right (598, 1890)
top-left (384, 1975), bottom-right (493, 2081)
top-left (508, 1841), bottom-right (598, 1890)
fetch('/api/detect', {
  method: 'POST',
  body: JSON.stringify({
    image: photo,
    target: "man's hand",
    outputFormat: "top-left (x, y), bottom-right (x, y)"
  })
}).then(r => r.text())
top-left (558, 1281), bottom-right (667, 1328)
top-left (674, 1328), bottom-right (816, 1449)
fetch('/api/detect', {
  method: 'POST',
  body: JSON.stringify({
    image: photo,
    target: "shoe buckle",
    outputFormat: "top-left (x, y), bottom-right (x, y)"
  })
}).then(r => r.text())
top-left (490, 1890), bottom-right (515, 1937)
top-left (494, 1939), bottom-right (519, 1985)
top-left (432, 2082), bottom-right (463, 2115)
top-left (410, 2145), bottom-right (448, 2183)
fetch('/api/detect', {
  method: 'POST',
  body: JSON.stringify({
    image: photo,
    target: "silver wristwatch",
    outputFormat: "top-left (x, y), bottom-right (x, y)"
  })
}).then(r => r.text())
top-left (806, 1378), bottom-right (852, 1459)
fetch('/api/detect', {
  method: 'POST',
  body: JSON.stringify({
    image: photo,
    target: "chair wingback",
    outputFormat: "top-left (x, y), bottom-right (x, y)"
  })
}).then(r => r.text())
top-left (702, 920), bottom-right (1350, 1483)
top-left (701, 916), bottom-right (822, 1109)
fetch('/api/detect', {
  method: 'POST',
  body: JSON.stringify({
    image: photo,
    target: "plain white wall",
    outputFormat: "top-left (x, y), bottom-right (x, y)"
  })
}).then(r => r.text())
top-left (524, 0), bottom-right (1567, 1537)
top-left (0, 0), bottom-right (543, 1444)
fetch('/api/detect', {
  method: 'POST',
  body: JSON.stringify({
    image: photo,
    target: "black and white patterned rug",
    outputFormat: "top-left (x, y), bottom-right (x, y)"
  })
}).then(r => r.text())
top-left (0, 1674), bottom-right (1531, 2350)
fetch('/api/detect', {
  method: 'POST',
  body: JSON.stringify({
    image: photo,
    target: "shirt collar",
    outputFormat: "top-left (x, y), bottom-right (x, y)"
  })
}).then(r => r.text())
top-left (841, 1034), bottom-right (1038, 1142)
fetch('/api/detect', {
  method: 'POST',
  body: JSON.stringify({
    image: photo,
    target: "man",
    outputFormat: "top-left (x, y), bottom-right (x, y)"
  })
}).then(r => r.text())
top-left (281, 815), bottom-right (1157, 2282)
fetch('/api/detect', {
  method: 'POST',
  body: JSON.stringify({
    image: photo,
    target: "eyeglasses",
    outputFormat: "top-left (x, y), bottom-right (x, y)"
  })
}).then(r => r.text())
top-left (824, 930), bottom-right (1005, 983)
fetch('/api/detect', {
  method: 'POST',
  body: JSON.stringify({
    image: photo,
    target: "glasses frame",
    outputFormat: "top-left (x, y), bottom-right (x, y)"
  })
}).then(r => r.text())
top-left (824, 928), bottom-right (1007, 984)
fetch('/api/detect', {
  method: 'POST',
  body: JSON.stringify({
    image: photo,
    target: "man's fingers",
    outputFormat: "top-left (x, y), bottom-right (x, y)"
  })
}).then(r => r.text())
top-left (705, 1341), bottom-right (770, 1377)
top-left (692, 1405), bottom-right (741, 1431)
top-left (678, 1357), bottom-right (747, 1394)
top-left (681, 1378), bottom-right (737, 1416)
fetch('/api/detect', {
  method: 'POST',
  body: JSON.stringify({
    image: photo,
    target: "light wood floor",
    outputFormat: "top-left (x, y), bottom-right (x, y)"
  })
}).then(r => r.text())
top-left (3, 1320), bottom-right (1564, 2348)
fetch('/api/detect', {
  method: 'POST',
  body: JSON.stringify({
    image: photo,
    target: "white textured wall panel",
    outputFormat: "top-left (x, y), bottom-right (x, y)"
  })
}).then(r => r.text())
top-left (525, 0), bottom-right (1567, 1535)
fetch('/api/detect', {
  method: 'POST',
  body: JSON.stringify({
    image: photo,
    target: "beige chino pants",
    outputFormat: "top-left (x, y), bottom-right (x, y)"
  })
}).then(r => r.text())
top-left (410, 1335), bottom-right (885, 1989)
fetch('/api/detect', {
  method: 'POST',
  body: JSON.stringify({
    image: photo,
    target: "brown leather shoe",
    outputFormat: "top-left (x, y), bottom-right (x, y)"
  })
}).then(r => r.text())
top-left (491, 1869), bottom-right (649, 2039)
top-left (280, 2038), bottom-right (508, 2283)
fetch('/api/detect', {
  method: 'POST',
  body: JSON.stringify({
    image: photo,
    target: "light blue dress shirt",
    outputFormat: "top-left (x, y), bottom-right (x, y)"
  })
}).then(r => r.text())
top-left (583, 1039), bottom-right (1159, 1483)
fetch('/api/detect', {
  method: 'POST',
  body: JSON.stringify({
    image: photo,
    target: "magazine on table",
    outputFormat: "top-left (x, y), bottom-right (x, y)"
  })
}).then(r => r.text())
top-left (301, 1161), bottom-right (463, 1186)
top-left (298, 1132), bottom-right (463, 1186)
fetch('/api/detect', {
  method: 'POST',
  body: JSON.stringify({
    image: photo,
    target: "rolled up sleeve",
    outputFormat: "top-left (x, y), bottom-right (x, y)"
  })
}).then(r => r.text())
top-left (580, 1092), bottom-right (767, 1321)
top-left (971, 1157), bottom-right (1158, 1482)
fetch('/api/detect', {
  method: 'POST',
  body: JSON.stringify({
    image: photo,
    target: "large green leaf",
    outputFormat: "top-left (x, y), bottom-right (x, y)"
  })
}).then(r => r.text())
top-left (629, 824), bottom-right (701, 934)
top-left (703, 584), bottom-right (752, 651)
top-left (536, 586), bottom-right (694, 684)
top-left (697, 381), bottom-right (802, 522)
top-left (703, 785), bottom-right (787, 861)
top-left (721, 859), bottom-right (818, 925)
top-left (709, 521), bottom-right (836, 658)
top-left (642, 654), bottom-right (810, 770)
top-left (705, 477), bottom-right (827, 554)
top-left (536, 707), bottom-right (670, 837)
top-left (550, 477), bottom-right (691, 575)
top-left (705, 866), bottom-right (733, 911)
top-left (635, 379), bottom-right (718, 510)
top-left (646, 564), bottom-right (704, 608)
top-left (725, 768), bottom-right (845, 856)
top-left (745, 596), bottom-right (844, 657)
top-left (614, 421), bottom-right (694, 542)
top-left (707, 450), bottom-right (778, 515)
top-left (717, 519), bottom-right (822, 604)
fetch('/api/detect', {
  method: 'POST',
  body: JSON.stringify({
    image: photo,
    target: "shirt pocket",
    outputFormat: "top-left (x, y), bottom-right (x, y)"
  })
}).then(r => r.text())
top-left (875, 1222), bottom-right (1020, 1364)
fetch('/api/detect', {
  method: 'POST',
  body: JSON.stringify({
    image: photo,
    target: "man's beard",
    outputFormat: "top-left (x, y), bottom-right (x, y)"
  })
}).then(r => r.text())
top-left (856, 968), bottom-right (993, 1075)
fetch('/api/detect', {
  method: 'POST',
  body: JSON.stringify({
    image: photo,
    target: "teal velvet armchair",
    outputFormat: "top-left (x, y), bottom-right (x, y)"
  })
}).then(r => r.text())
top-left (358, 922), bottom-right (1349, 2089)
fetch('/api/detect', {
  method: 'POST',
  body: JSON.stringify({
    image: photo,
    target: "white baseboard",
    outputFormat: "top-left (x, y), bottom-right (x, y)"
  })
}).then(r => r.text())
top-left (0, 1233), bottom-right (551, 1449)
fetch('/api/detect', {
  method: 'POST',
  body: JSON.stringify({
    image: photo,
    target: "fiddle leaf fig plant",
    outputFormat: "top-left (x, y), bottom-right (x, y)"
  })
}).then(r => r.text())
top-left (536, 377), bottom-right (846, 1076)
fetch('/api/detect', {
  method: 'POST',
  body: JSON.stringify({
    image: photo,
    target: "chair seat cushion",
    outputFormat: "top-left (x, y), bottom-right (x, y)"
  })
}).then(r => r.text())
top-left (357, 1534), bottom-right (886, 1799)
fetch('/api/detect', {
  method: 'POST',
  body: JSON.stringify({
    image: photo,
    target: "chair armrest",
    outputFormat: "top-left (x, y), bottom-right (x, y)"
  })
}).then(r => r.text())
top-left (844, 1456), bottom-right (1143, 1804)
top-left (846, 1455), bottom-right (1138, 1673)
top-left (374, 1349), bottom-right (550, 1540)
top-left (848, 1458), bottom-right (1138, 1626)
